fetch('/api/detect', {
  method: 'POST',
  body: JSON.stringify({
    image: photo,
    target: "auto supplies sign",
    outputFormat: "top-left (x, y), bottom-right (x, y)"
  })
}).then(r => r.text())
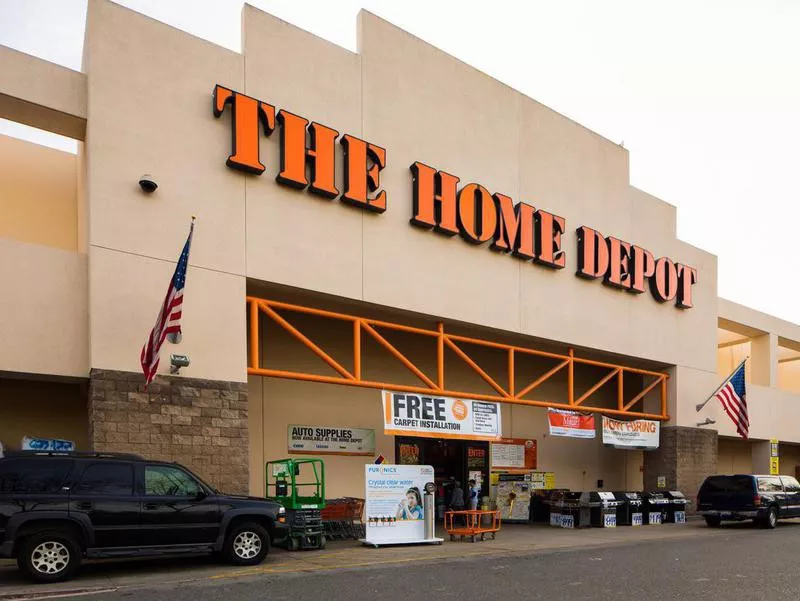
top-left (288, 425), bottom-right (375, 455)
top-left (602, 416), bottom-right (660, 449)
top-left (382, 391), bottom-right (501, 441)
top-left (364, 464), bottom-right (436, 544)
top-left (548, 409), bottom-right (596, 439)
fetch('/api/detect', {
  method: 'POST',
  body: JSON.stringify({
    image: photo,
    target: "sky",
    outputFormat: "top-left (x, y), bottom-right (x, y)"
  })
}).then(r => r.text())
top-left (1, 0), bottom-right (799, 323)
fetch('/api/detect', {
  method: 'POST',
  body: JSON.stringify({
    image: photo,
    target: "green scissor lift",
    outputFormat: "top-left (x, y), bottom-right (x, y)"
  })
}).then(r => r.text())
top-left (266, 458), bottom-right (326, 551)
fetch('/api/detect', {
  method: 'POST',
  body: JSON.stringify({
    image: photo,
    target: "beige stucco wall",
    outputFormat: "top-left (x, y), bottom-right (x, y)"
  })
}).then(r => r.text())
top-left (0, 135), bottom-right (77, 251)
top-left (717, 438), bottom-right (753, 475)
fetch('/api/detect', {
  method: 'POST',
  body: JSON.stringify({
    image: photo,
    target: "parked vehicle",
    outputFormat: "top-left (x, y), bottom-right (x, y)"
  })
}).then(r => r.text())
top-left (0, 452), bottom-right (288, 583)
top-left (697, 474), bottom-right (800, 529)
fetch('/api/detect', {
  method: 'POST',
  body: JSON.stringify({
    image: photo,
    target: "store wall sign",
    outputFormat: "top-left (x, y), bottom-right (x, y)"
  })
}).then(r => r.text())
top-left (490, 438), bottom-right (537, 469)
top-left (213, 85), bottom-right (697, 309)
top-left (382, 391), bottom-right (501, 441)
top-left (548, 409), bottom-right (596, 439)
top-left (287, 425), bottom-right (375, 456)
top-left (601, 416), bottom-right (660, 449)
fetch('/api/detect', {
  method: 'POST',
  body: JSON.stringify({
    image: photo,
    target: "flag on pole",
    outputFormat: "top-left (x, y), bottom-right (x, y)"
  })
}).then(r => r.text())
top-left (140, 218), bottom-right (195, 386)
top-left (705, 360), bottom-right (749, 438)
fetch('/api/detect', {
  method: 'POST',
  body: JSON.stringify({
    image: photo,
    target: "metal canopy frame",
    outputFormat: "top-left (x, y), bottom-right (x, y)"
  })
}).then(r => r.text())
top-left (247, 296), bottom-right (669, 420)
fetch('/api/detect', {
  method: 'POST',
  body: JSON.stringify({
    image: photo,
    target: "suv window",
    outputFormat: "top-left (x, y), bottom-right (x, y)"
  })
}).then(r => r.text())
top-left (145, 465), bottom-right (202, 497)
top-left (0, 458), bottom-right (73, 493)
top-left (74, 462), bottom-right (134, 496)
top-left (700, 475), bottom-right (754, 493)
top-left (757, 476), bottom-right (783, 493)
top-left (781, 476), bottom-right (800, 492)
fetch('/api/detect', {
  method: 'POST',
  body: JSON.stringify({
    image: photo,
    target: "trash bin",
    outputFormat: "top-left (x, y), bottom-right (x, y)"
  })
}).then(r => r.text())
top-left (560, 492), bottom-right (594, 529)
top-left (613, 491), bottom-right (643, 526)
top-left (643, 492), bottom-right (669, 525)
top-left (589, 491), bottom-right (621, 527)
top-left (663, 490), bottom-right (690, 524)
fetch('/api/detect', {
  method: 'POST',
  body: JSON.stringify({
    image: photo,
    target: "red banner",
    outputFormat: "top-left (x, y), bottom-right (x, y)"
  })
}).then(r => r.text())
top-left (548, 409), bottom-right (596, 439)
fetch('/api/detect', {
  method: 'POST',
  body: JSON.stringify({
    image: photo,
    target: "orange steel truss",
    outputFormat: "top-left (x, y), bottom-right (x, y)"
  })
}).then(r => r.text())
top-left (247, 297), bottom-right (669, 420)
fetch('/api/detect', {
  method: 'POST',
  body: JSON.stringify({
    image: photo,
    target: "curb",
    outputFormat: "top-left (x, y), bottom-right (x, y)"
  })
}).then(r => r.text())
top-left (0, 587), bottom-right (118, 601)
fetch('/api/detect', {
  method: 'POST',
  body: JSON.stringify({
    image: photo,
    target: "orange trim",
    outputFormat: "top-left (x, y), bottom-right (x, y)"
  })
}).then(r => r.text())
top-left (362, 322), bottom-right (438, 390)
top-left (259, 301), bottom-right (354, 381)
top-left (246, 297), bottom-right (671, 421)
top-left (249, 299), bottom-right (259, 370)
top-left (444, 337), bottom-right (507, 397)
top-left (515, 358), bottom-right (569, 400)
top-left (573, 368), bottom-right (620, 406)
top-left (623, 376), bottom-right (662, 411)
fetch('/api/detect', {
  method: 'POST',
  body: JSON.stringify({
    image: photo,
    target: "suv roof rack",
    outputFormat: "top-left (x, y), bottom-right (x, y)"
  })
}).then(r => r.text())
top-left (2, 451), bottom-right (143, 460)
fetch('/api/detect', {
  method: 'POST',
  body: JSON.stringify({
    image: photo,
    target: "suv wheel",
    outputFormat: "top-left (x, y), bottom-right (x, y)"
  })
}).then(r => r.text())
top-left (17, 530), bottom-right (81, 583)
top-left (704, 515), bottom-right (721, 528)
top-left (762, 506), bottom-right (778, 529)
top-left (225, 522), bottom-right (270, 565)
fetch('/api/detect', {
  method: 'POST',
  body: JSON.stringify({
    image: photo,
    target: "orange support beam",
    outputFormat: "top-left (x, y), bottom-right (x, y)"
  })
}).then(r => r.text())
top-left (245, 297), bottom-right (671, 421)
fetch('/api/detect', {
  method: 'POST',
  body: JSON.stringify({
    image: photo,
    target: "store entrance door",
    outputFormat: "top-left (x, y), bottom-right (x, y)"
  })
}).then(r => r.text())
top-left (394, 437), bottom-right (489, 517)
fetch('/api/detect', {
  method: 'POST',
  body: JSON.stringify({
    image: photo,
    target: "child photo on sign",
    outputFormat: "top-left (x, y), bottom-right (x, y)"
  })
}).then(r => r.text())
top-left (396, 487), bottom-right (424, 520)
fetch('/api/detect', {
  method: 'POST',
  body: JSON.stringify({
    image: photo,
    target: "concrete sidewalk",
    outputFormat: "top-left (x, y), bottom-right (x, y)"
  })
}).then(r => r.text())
top-left (0, 521), bottom-right (742, 599)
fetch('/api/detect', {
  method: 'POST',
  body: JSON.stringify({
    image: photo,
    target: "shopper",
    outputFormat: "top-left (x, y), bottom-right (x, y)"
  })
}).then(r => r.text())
top-left (468, 479), bottom-right (480, 510)
top-left (450, 480), bottom-right (465, 510)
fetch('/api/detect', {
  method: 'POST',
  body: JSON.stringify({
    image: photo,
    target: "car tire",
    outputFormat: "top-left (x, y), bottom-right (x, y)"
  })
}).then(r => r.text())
top-left (224, 522), bottom-right (270, 565)
top-left (17, 530), bottom-right (82, 583)
top-left (761, 506), bottom-right (778, 529)
top-left (704, 515), bottom-right (721, 528)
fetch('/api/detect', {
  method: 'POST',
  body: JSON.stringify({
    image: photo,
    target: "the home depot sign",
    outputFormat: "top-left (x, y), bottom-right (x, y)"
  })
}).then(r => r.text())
top-left (213, 85), bottom-right (697, 309)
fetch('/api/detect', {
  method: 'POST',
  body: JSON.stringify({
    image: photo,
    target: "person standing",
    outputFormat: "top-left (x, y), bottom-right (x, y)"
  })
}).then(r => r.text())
top-left (450, 481), bottom-right (465, 510)
top-left (468, 479), bottom-right (480, 510)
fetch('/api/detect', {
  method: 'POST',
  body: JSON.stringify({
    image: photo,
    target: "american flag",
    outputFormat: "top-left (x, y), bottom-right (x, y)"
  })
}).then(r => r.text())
top-left (714, 361), bottom-right (749, 438)
top-left (140, 220), bottom-right (194, 386)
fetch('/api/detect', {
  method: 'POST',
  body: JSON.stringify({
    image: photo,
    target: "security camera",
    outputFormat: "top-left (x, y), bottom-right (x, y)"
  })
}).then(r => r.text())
top-left (139, 174), bottom-right (158, 193)
top-left (170, 353), bottom-right (190, 374)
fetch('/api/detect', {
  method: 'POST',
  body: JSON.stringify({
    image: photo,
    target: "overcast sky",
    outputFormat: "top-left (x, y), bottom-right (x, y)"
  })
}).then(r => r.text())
top-left (2, 0), bottom-right (799, 323)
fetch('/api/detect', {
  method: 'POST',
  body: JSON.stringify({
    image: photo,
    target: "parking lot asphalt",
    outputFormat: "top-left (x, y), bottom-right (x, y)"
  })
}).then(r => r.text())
top-left (0, 519), bottom-right (791, 600)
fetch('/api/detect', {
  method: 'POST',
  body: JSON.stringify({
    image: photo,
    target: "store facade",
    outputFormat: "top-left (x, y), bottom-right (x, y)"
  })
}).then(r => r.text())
top-left (1, 0), bottom-right (793, 506)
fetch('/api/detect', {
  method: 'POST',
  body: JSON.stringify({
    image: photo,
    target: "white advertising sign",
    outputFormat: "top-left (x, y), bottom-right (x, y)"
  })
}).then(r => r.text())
top-left (601, 416), bottom-right (660, 449)
top-left (382, 391), bottom-right (501, 441)
top-left (363, 464), bottom-right (437, 545)
top-left (288, 425), bottom-right (375, 455)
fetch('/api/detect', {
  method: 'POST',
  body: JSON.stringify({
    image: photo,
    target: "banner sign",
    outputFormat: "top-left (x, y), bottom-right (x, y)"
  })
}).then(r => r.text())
top-left (491, 438), bottom-right (537, 469)
top-left (288, 425), bottom-right (375, 455)
top-left (22, 437), bottom-right (75, 452)
top-left (601, 416), bottom-right (660, 449)
top-left (548, 409), bottom-right (596, 439)
top-left (382, 391), bottom-right (501, 441)
top-left (364, 464), bottom-right (437, 544)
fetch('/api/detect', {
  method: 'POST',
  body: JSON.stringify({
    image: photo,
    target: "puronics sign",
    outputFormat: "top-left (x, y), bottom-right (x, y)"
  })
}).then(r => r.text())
top-left (213, 85), bottom-right (698, 309)
top-left (382, 391), bottom-right (501, 441)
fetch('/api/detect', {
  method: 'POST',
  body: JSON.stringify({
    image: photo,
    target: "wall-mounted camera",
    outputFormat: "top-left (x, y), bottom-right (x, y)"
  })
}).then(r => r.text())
top-left (139, 174), bottom-right (158, 193)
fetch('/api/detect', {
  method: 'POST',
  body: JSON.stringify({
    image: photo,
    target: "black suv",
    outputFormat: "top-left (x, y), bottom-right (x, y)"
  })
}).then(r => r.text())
top-left (0, 452), bottom-right (288, 583)
top-left (697, 474), bottom-right (800, 529)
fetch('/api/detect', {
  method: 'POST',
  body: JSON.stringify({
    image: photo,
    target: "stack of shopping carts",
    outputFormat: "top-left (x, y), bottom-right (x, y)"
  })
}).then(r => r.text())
top-left (321, 497), bottom-right (365, 540)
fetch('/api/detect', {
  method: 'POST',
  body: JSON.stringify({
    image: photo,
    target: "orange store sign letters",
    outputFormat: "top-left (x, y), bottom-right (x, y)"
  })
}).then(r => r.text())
top-left (213, 85), bottom-right (697, 309)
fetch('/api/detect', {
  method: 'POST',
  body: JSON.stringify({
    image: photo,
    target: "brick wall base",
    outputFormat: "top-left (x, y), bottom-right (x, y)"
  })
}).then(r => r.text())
top-left (88, 369), bottom-right (249, 495)
top-left (644, 426), bottom-right (717, 510)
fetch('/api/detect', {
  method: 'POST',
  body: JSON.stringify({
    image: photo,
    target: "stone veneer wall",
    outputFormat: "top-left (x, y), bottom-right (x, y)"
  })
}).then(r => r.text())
top-left (644, 426), bottom-right (718, 510)
top-left (88, 369), bottom-right (249, 494)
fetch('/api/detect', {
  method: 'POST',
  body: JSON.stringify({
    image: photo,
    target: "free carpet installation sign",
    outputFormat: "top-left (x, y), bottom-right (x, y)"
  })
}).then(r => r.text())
top-left (601, 416), bottom-right (660, 449)
top-left (288, 425), bottom-right (375, 455)
top-left (382, 391), bottom-right (501, 441)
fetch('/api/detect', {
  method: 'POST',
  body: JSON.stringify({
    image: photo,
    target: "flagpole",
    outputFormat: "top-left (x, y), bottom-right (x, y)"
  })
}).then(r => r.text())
top-left (696, 356), bottom-right (748, 412)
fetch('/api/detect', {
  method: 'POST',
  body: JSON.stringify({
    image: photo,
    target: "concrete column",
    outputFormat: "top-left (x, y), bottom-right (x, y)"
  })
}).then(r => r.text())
top-left (751, 440), bottom-right (773, 474)
top-left (643, 426), bottom-right (718, 510)
top-left (751, 333), bottom-right (777, 387)
top-left (88, 369), bottom-right (249, 494)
